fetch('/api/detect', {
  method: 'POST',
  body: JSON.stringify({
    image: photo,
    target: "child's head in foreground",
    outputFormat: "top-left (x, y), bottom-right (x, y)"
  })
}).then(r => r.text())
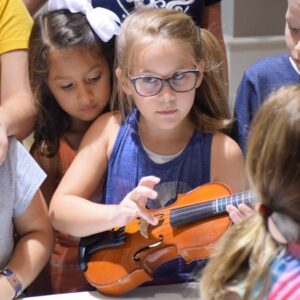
top-left (201, 84), bottom-right (300, 299)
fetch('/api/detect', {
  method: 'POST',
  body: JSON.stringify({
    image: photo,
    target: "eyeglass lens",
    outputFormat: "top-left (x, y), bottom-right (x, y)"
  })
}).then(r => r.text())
top-left (132, 70), bottom-right (199, 97)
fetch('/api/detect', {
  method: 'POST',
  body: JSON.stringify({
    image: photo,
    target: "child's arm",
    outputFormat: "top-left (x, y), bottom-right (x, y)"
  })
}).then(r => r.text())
top-left (211, 131), bottom-right (246, 193)
top-left (0, 51), bottom-right (36, 165)
top-left (232, 72), bottom-right (259, 154)
top-left (0, 190), bottom-right (54, 299)
top-left (211, 131), bottom-right (254, 223)
top-left (23, 0), bottom-right (47, 15)
top-left (49, 113), bottom-right (158, 237)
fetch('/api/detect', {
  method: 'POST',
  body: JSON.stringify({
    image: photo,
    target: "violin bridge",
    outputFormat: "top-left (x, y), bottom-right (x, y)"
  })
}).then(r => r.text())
top-left (139, 219), bottom-right (149, 239)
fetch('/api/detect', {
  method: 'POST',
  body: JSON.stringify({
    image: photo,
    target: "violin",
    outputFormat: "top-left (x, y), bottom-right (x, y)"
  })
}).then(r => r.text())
top-left (79, 182), bottom-right (253, 296)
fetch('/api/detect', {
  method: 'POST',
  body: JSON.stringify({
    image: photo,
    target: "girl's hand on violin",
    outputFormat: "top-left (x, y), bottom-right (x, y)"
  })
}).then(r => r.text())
top-left (226, 203), bottom-right (254, 224)
top-left (117, 176), bottom-right (160, 227)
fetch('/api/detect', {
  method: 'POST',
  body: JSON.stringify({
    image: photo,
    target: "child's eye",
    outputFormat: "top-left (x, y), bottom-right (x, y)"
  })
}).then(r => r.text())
top-left (172, 72), bottom-right (185, 80)
top-left (61, 83), bottom-right (74, 90)
top-left (88, 75), bottom-right (101, 82)
top-left (142, 76), bottom-right (159, 84)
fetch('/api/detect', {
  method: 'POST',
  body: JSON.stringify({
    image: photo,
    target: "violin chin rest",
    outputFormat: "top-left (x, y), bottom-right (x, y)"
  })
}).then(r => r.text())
top-left (90, 268), bottom-right (153, 296)
top-left (142, 245), bottom-right (179, 271)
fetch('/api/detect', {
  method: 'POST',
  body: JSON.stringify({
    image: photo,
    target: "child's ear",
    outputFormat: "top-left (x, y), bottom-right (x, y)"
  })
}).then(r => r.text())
top-left (115, 68), bottom-right (132, 95)
top-left (196, 60), bottom-right (205, 88)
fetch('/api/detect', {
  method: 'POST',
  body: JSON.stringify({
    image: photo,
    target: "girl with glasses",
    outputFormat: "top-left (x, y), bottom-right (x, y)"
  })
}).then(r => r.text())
top-left (50, 7), bottom-right (249, 288)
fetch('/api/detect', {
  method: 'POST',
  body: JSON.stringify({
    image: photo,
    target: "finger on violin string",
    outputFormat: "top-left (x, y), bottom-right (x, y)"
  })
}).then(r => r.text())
top-left (225, 204), bottom-right (236, 214)
top-left (228, 210), bottom-right (243, 225)
top-left (237, 203), bottom-right (254, 216)
top-left (226, 205), bottom-right (243, 224)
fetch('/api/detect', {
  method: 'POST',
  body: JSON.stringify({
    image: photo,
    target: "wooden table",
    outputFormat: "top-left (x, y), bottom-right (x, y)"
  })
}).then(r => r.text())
top-left (21, 282), bottom-right (199, 299)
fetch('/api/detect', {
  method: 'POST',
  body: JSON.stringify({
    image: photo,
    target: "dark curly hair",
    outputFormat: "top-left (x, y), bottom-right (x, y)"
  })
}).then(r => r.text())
top-left (29, 10), bottom-right (115, 157)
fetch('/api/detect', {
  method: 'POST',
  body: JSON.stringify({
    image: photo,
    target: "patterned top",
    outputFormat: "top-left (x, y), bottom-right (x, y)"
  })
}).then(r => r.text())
top-left (266, 248), bottom-right (300, 300)
top-left (92, 0), bottom-right (221, 26)
top-left (228, 247), bottom-right (300, 299)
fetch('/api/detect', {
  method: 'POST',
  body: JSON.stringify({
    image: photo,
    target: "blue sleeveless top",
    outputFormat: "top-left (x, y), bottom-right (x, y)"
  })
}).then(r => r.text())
top-left (103, 109), bottom-right (212, 284)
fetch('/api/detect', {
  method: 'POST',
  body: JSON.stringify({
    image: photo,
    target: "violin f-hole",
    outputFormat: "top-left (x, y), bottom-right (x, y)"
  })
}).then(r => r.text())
top-left (133, 235), bottom-right (164, 261)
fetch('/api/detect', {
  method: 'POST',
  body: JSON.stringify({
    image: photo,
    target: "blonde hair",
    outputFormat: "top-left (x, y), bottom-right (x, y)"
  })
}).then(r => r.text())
top-left (112, 7), bottom-right (230, 133)
top-left (200, 85), bottom-right (300, 299)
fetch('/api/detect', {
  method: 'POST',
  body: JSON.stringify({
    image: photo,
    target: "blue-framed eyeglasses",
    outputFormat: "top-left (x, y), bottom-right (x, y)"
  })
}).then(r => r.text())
top-left (129, 67), bottom-right (200, 97)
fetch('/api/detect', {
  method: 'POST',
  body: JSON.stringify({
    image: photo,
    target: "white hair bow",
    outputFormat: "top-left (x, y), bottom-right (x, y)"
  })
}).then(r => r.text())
top-left (48, 0), bottom-right (120, 42)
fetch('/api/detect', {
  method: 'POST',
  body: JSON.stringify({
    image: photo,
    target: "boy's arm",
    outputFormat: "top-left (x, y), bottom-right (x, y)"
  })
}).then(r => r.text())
top-left (0, 51), bottom-right (36, 164)
top-left (232, 73), bottom-right (258, 154)
top-left (0, 190), bottom-right (54, 298)
top-left (23, 0), bottom-right (47, 15)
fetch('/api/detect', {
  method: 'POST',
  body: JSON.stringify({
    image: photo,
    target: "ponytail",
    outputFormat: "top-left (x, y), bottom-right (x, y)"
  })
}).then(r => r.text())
top-left (200, 213), bottom-right (277, 299)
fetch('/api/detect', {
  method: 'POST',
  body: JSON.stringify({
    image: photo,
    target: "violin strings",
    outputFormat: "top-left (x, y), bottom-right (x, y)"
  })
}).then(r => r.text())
top-left (168, 191), bottom-right (253, 220)
top-left (124, 191), bottom-right (253, 237)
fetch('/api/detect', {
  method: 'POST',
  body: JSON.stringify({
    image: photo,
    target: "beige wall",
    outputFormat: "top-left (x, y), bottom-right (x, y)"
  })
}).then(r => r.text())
top-left (222, 0), bottom-right (287, 109)
top-left (222, 0), bottom-right (287, 37)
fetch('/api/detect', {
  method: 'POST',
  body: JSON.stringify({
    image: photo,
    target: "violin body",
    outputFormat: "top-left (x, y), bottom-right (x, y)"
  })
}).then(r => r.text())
top-left (79, 182), bottom-right (252, 296)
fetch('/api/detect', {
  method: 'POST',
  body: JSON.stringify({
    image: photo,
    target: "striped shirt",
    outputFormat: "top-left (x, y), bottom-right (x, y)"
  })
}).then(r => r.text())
top-left (266, 247), bottom-right (300, 300)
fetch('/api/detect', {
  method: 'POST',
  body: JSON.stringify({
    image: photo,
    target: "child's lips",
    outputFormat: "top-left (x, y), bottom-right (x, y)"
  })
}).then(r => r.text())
top-left (157, 109), bottom-right (177, 115)
top-left (81, 105), bottom-right (97, 113)
top-left (293, 58), bottom-right (300, 65)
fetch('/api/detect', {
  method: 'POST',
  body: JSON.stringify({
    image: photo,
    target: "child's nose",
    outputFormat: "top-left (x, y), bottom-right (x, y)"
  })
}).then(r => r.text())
top-left (77, 85), bottom-right (93, 104)
top-left (159, 81), bottom-right (176, 100)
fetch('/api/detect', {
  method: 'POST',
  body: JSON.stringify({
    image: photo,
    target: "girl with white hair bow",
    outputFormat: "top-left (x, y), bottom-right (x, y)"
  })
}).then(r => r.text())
top-left (27, 0), bottom-right (120, 295)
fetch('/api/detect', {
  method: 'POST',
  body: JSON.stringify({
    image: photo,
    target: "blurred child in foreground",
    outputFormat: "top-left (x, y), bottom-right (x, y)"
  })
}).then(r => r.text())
top-left (201, 85), bottom-right (300, 300)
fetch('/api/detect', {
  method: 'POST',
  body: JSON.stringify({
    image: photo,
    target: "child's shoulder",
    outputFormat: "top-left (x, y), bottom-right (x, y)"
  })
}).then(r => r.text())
top-left (211, 131), bottom-right (246, 193)
top-left (88, 111), bottom-right (122, 138)
top-left (245, 54), bottom-right (289, 76)
top-left (80, 111), bottom-right (122, 149)
top-left (212, 131), bottom-right (241, 152)
top-left (92, 111), bottom-right (122, 129)
top-left (211, 131), bottom-right (244, 167)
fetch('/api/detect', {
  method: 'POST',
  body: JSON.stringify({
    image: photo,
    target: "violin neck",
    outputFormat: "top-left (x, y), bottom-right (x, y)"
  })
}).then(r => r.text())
top-left (170, 191), bottom-right (253, 227)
